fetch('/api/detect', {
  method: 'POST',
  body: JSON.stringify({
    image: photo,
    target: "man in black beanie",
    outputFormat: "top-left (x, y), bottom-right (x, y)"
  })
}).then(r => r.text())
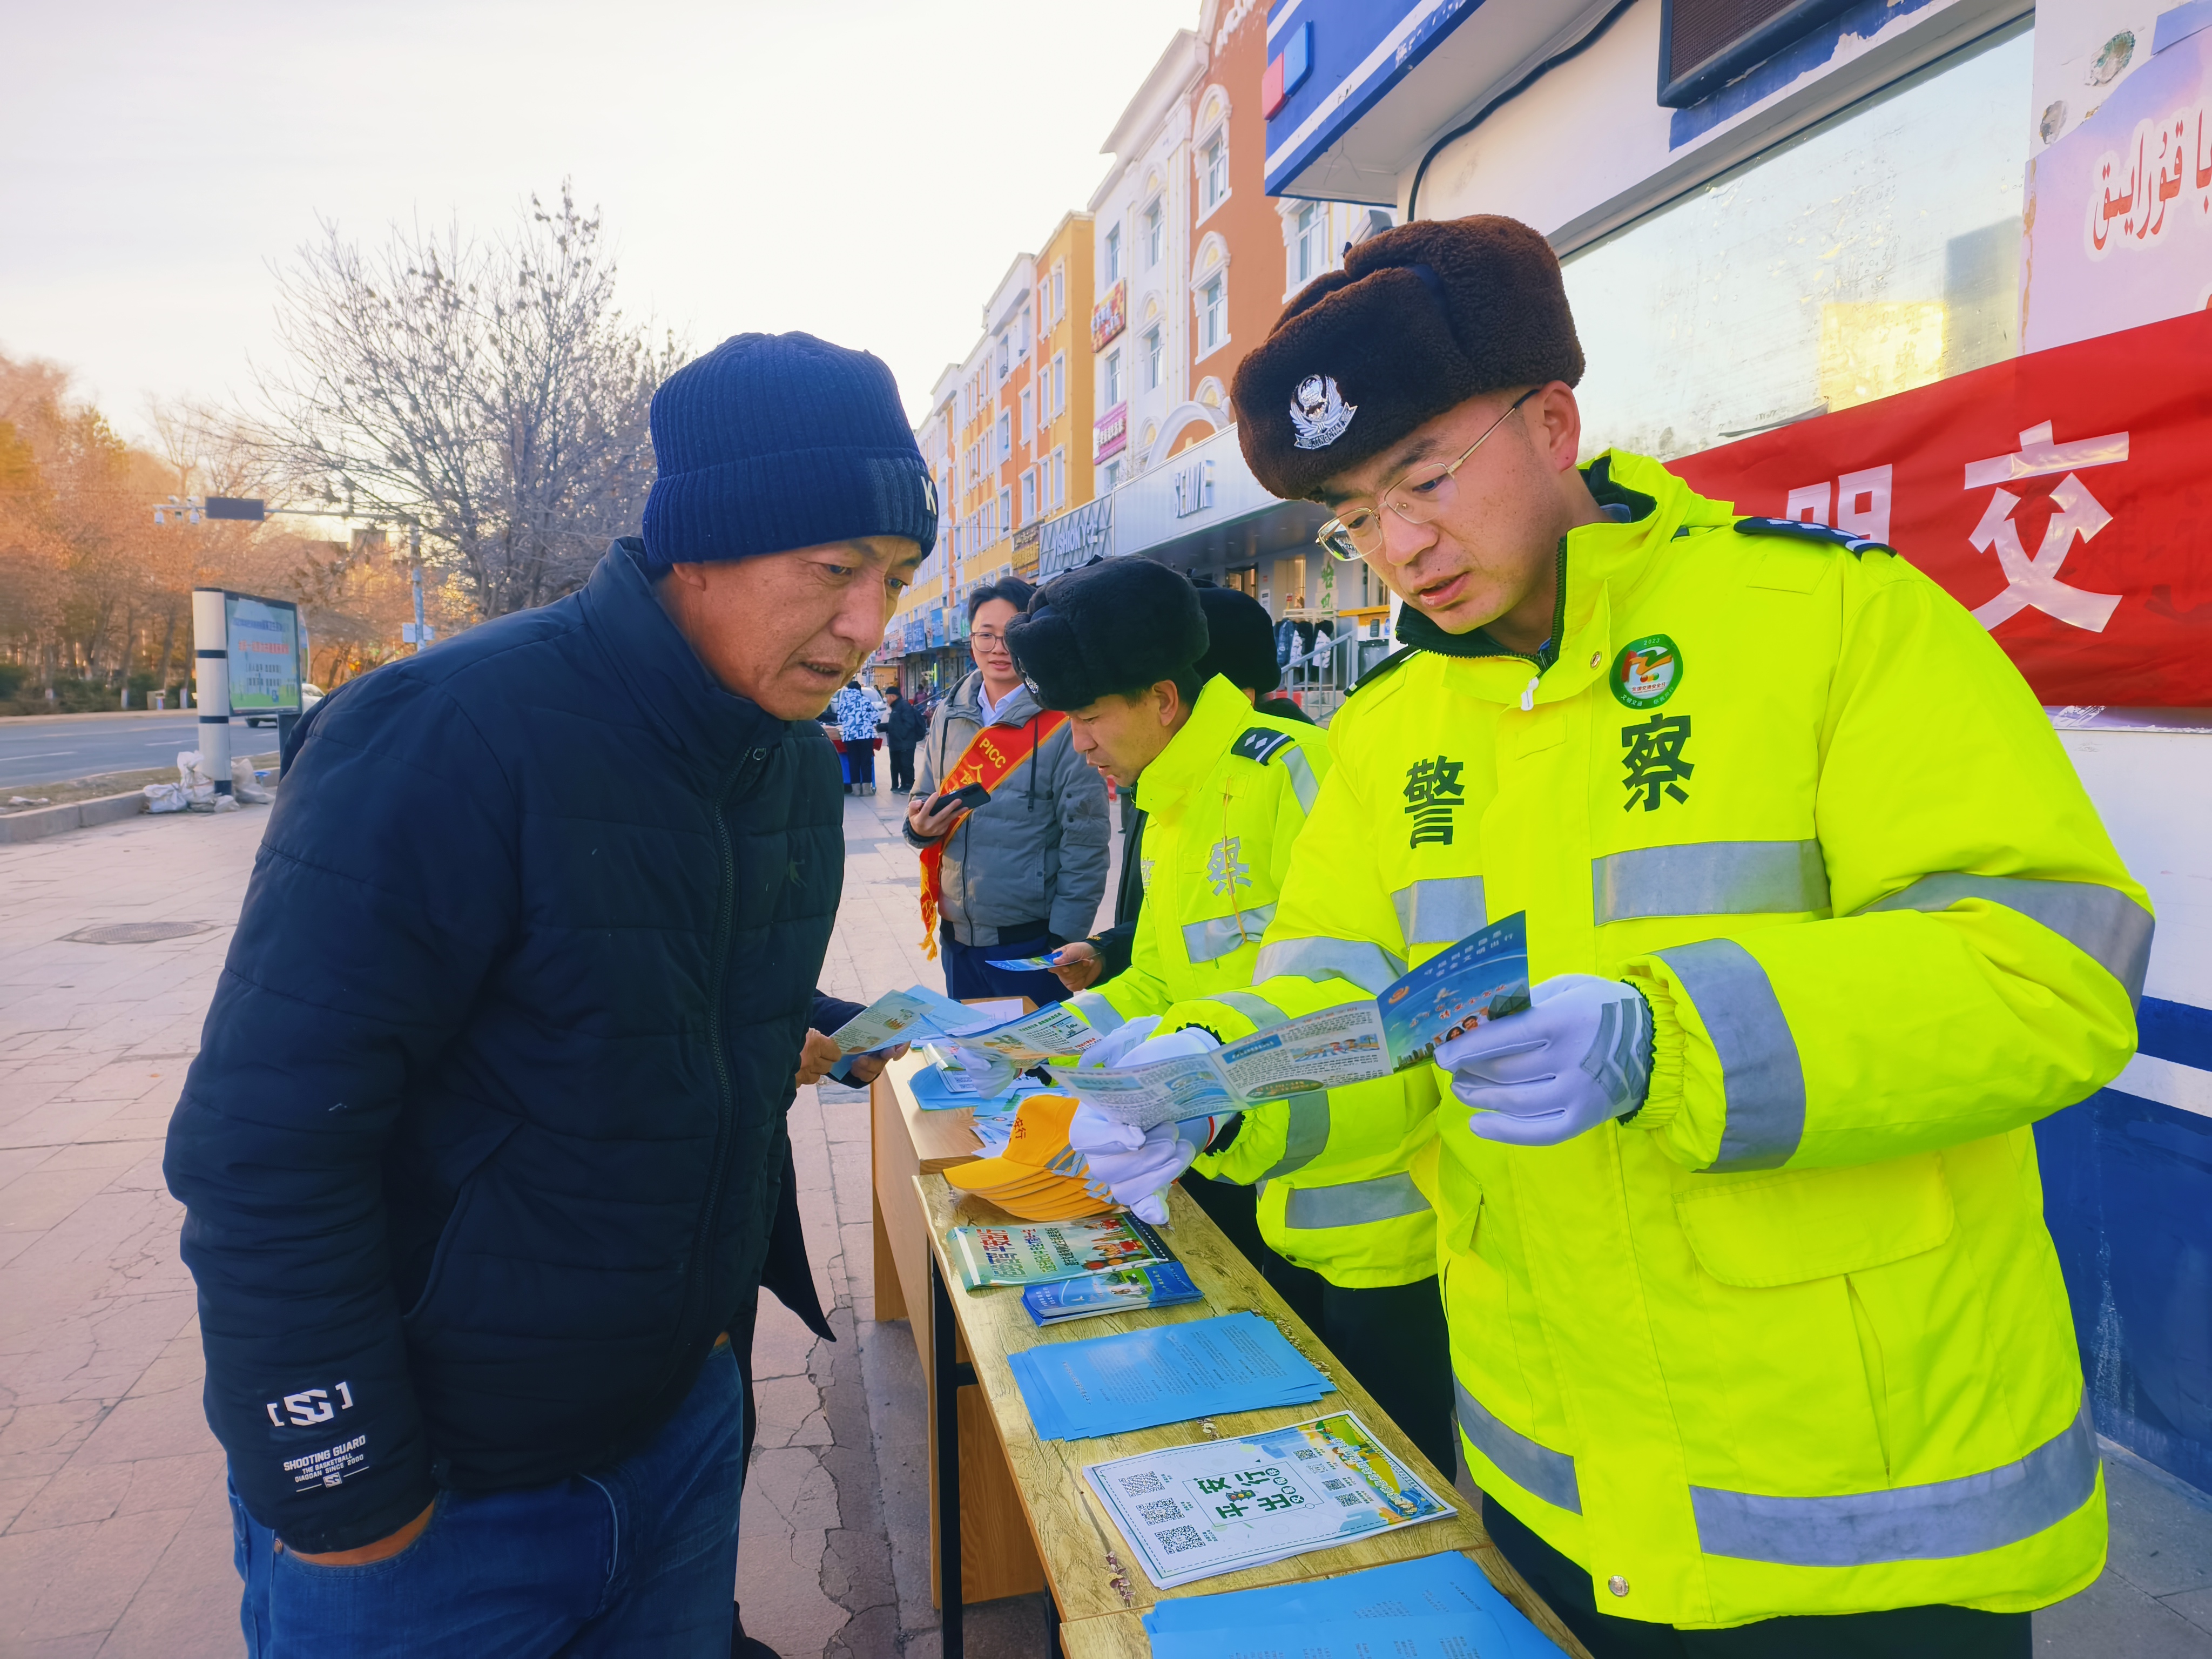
top-left (167, 331), bottom-right (930, 1658)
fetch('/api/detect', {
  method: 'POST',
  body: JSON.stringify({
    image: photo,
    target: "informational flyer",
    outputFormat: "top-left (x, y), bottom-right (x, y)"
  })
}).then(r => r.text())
top-left (1084, 1412), bottom-right (1455, 1589)
top-left (1068, 915), bottom-right (1528, 1130)
top-left (955, 1000), bottom-right (1098, 1067)
top-left (949, 1212), bottom-right (1176, 1289)
top-left (827, 986), bottom-right (983, 1054)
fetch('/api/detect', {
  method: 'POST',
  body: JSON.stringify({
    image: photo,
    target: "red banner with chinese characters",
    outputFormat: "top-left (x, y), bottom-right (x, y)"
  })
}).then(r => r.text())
top-left (1668, 308), bottom-right (2212, 706)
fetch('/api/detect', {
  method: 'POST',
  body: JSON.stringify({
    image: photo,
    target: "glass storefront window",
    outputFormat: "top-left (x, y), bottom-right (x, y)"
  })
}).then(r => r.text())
top-left (1564, 21), bottom-right (2032, 462)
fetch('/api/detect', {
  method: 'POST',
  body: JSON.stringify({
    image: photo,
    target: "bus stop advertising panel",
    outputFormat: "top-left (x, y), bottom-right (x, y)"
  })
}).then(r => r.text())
top-left (224, 593), bottom-right (301, 715)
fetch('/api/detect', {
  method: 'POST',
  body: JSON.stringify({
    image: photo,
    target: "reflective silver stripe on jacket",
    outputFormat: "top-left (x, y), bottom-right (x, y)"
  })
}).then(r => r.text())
top-left (1280, 746), bottom-right (1320, 814)
top-left (1860, 873), bottom-right (2153, 1006)
top-left (1392, 878), bottom-right (1488, 947)
top-left (1280, 1170), bottom-right (1431, 1229)
top-left (1253, 936), bottom-right (1406, 996)
top-left (1654, 938), bottom-right (1805, 1172)
top-left (1454, 1377), bottom-right (1581, 1514)
top-left (1593, 840), bottom-right (1829, 925)
top-left (1259, 1092), bottom-right (1331, 1179)
top-left (1068, 990), bottom-right (1123, 1033)
top-left (1182, 903), bottom-right (1278, 965)
top-left (1692, 1392), bottom-right (2099, 1567)
top-left (1211, 989), bottom-right (1289, 1030)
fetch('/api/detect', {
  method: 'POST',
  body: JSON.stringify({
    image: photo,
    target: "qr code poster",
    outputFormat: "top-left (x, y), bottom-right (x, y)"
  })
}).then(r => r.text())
top-left (1084, 1412), bottom-right (1453, 1588)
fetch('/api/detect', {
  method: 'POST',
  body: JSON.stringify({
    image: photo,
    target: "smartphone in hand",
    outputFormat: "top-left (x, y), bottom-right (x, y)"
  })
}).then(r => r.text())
top-left (940, 781), bottom-right (992, 812)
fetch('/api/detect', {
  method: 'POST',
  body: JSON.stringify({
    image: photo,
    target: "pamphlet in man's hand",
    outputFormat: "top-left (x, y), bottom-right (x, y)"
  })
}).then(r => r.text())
top-left (1064, 914), bottom-right (1530, 1129)
top-left (829, 982), bottom-right (1101, 1063)
top-left (985, 950), bottom-right (1064, 972)
top-left (1084, 1411), bottom-right (1454, 1589)
top-left (827, 986), bottom-right (983, 1054)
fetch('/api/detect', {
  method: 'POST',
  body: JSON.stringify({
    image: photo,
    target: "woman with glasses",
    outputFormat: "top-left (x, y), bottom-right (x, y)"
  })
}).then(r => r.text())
top-left (902, 577), bottom-right (1110, 1003)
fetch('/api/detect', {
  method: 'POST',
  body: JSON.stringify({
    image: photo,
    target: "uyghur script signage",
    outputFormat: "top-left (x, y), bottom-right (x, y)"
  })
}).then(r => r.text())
top-left (1038, 495), bottom-right (1116, 578)
top-left (2023, 19), bottom-right (2212, 353)
top-left (1669, 307), bottom-right (2212, 706)
top-left (1091, 282), bottom-right (1127, 352)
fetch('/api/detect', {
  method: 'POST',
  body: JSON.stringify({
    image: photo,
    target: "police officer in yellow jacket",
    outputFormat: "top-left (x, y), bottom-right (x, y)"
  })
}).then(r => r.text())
top-left (1154, 215), bottom-right (2151, 1655)
top-left (1004, 556), bottom-right (1456, 1472)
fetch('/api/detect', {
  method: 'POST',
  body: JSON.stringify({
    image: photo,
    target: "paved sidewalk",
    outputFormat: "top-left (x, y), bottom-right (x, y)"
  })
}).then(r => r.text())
top-left (4, 787), bottom-right (2209, 1656)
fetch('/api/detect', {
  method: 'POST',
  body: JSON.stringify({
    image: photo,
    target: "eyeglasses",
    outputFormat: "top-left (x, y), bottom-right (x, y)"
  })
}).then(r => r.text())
top-left (972, 629), bottom-right (1011, 650)
top-left (1315, 388), bottom-right (1540, 562)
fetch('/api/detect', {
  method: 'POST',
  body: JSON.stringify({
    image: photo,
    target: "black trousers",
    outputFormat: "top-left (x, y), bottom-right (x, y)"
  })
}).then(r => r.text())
top-left (1177, 1172), bottom-right (1456, 1478)
top-left (888, 744), bottom-right (915, 792)
top-left (1481, 1493), bottom-right (2032, 1658)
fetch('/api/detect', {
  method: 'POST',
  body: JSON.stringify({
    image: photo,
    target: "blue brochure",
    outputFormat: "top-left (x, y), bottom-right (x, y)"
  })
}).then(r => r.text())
top-left (1022, 1262), bottom-right (1202, 1325)
top-left (1143, 1550), bottom-right (1563, 1655)
top-left (1007, 1311), bottom-right (1331, 1441)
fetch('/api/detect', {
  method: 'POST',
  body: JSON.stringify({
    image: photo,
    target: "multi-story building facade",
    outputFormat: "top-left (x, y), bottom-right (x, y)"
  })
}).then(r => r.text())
top-left (1087, 28), bottom-right (1204, 496)
top-left (888, 1), bottom-right (1400, 693)
top-left (1024, 211), bottom-right (1095, 577)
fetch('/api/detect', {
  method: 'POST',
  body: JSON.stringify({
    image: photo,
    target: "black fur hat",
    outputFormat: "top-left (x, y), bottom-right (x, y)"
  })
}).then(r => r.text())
top-left (1231, 214), bottom-right (1583, 501)
top-left (1006, 557), bottom-right (1209, 712)
top-left (1192, 584), bottom-right (1280, 696)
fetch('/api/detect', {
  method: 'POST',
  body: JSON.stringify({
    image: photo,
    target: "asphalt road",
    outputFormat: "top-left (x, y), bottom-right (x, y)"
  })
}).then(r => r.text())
top-left (0, 712), bottom-right (278, 789)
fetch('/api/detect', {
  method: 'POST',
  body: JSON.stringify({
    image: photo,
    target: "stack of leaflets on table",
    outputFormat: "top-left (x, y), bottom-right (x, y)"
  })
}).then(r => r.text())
top-left (1022, 1263), bottom-right (1201, 1325)
top-left (1007, 1311), bottom-right (1330, 1441)
top-left (949, 1213), bottom-right (1177, 1290)
top-left (906, 1044), bottom-right (1052, 1111)
top-left (1085, 1411), bottom-right (1455, 1591)
top-left (1064, 913), bottom-right (1531, 1132)
top-left (1140, 1552), bottom-right (1563, 1656)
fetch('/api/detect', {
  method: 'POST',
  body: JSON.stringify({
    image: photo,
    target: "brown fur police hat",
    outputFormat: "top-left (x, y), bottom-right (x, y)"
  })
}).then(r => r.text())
top-left (1230, 215), bottom-right (1583, 501)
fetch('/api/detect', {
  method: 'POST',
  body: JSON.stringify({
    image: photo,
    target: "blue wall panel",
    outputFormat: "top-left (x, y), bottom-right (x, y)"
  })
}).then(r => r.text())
top-left (2036, 996), bottom-right (2212, 1496)
top-left (1263, 0), bottom-right (1482, 195)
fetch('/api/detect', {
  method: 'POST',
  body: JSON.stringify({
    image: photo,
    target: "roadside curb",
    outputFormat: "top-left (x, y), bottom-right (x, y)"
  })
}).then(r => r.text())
top-left (0, 792), bottom-right (151, 846)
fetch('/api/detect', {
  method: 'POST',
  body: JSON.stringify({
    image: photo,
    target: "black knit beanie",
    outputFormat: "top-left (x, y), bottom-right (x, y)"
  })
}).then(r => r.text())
top-left (640, 332), bottom-right (938, 575)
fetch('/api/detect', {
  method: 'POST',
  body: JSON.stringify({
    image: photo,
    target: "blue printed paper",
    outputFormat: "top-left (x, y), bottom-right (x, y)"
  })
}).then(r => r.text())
top-left (1377, 912), bottom-right (1530, 1069)
top-left (1008, 1311), bottom-right (1331, 1441)
top-left (1143, 1550), bottom-right (1562, 1654)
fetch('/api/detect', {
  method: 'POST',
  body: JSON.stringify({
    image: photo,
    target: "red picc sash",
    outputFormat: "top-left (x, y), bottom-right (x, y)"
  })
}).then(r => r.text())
top-left (916, 710), bottom-right (1068, 959)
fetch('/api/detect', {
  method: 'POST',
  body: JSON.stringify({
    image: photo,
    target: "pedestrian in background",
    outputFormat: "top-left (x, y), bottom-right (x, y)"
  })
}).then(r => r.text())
top-left (885, 686), bottom-right (925, 793)
top-left (905, 577), bottom-right (1108, 1004)
top-left (165, 331), bottom-right (933, 1659)
top-left (832, 675), bottom-right (885, 794)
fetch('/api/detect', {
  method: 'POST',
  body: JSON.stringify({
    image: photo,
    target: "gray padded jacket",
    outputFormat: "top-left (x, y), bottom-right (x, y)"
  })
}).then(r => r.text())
top-left (903, 670), bottom-right (1109, 946)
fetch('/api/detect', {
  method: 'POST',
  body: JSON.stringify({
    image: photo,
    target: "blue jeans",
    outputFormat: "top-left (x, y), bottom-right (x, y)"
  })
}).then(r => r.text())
top-left (940, 926), bottom-right (1066, 1008)
top-left (230, 1343), bottom-right (745, 1658)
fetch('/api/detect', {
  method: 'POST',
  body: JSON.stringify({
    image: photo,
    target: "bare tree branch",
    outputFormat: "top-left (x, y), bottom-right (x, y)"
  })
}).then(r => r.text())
top-left (252, 182), bottom-right (683, 618)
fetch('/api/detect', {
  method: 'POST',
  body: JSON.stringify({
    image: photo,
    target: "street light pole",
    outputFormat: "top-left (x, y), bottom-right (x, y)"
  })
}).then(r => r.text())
top-left (409, 524), bottom-right (426, 654)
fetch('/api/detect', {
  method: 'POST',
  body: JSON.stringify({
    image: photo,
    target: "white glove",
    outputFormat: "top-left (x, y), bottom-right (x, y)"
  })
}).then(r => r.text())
top-left (1076, 1015), bottom-right (1161, 1072)
top-left (1119, 1027), bottom-right (1219, 1067)
top-left (1082, 1120), bottom-right (1202, 1224)
top-left (1434, 974), bottom-right (1651, 1148)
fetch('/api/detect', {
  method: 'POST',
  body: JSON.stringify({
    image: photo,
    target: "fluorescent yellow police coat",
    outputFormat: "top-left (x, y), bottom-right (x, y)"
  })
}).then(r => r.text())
top-left (1164, 450), bottom-right (2149, 1627)
top-left (1068, 674), bottom-right (1439, 1288)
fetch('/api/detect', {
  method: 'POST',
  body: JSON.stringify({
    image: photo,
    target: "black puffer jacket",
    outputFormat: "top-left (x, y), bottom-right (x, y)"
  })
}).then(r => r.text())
top-left (165, 539), bottom-right (842, 1553)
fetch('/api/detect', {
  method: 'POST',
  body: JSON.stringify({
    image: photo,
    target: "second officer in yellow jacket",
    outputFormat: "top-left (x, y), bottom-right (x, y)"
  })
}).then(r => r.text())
top-left (1004, 556), bottom-right (1455, 1471)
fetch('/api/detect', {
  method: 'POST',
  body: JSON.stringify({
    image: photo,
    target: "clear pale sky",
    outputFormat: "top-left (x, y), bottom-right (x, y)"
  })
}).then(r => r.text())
top-left (2, 0), bottom-right (1203, 438)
